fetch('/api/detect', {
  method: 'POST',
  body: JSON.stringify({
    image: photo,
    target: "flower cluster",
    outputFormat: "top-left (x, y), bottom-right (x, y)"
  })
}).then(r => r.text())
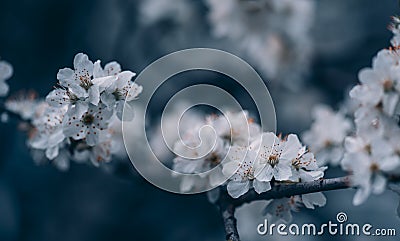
top-left (0, 59), bottom-right (13, 97)
top-left (206, 0), bottom-right (315, 88)
top-left (5, 53), bottom-right (142, 170)
top-left (172, 110), bottom-right (327, 222)
top-left (263, 192), bottom-right (326, 223)
top-left (302, 105), bottom-right (352, 166)
top-left (340, 17), bottom-right (400, 205)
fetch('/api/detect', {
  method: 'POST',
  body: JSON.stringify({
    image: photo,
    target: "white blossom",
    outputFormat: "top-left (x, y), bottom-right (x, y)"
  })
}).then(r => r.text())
top-left (222, 145), bottom-right (271, 198)
top-left (263, 193), bottom-right (326, 223)
top-left (63, 103), bottom-right (112, 146)
top-left (207, 110), bottom-right (261, 146)
top-left (342, 136), bottom-right (400, 205)
top-left (29, 104), bottom-right (67, 160)
top-left (100, 70), bottom-right (142, 120)
top-left (206, 0), bottom-right (315, 87)
top-left (173, 123), bottom-right (227, 192)
top-left (350, 49), bottom-right (400, 116)
top-left (303, 105), bottom-right (351, 165)
top-left (252, 132), bottom-right (294, 182)
top-left (54, 53), bottom-right (116, 109)
top-left (5, 91), bottom-right (41, 120)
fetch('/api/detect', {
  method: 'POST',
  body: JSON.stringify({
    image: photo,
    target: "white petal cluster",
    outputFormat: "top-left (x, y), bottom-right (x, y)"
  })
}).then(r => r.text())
top-left (172, 110), bottom-right (327, 203)
top-left (0, 59), bottom-right (13, 97)
top-left (341, 20), bottom-right (400, 205)
top-left (302, 105), bottom-right (352, 166)
top-left (206, 0), bottom-right (315, 87)
top-left (263, 192), bottom-right (326, 224)
top-left (224, 132), bottom-right (326, 198)
top-left (5, 53), bottom-right (142, 170)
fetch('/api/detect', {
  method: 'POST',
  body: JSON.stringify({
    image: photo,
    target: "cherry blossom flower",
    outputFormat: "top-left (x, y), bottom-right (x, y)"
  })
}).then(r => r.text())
top-left (63, 103), bottom-right (113, 146)
top-left (207, 110), bottom-right (261, 146)
top-left (252, 132), bottom-right (294, 182)
top-left (263, 193), bottom-right (326, 223)
top-left (302, 105), bottom-right (351, 165)
top-left (100, 70), bottom-right (142, 120)
top-left (173, 124), bottom-right (227, 192)
top-left (5, 91), bottom-right (41, 120)
top-left (222, 145), bottom-right (271, 198)
top-left (287, 135), bottom-right (326, 182)
top-left (206, 0), bottom-right (315, 87)
top-left (342, 136), bottom-right (400, 205)
top-left (55, 53), bottom-right (116, 108)
top-left (350, 49), bottom-right (400, 116)
top-left (29, 104), bottom-right (67, 160)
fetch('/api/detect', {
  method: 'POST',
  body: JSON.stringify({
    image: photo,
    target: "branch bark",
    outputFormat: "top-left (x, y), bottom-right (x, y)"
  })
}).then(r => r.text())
top-left (217, 176), bottom-right (352, 241)
top-left (219, 203), bottom-right (240, 241)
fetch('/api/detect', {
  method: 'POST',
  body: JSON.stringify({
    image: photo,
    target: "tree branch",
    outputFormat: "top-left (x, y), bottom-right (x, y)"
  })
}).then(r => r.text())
top-left (216, 176), bottom-right (352, 241)
top-left (216, 193), bottom-right (240, 241)
top-left (233, 176), bottom-right (352, 207)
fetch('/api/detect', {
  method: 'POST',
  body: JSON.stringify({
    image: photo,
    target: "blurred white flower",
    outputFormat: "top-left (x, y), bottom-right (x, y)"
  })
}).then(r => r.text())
top-left (342, 136), bottom-right (400, 205)
top-left (139, 0), bottom-right (193, 25)
top-left (301, 192), bottom-right (326, 210)
top-left (350, 49), bottom-right (400, 116)
top-left (207, 110), bottom-right (261, 146)
top-left (263, 192), bottom-right (326, 224)
top-left (5, 91), bottom-right (40, 120)
top-left (390, 16), bottom-right (400, 47)
top-left (173, 123), bottom-right (227, 192)
top-left (206, 0), bottom-right (315, 88)
top-left (0, 60), bottom-right (12, 97)
top-left (262, 196), bottom-right (301, 224)
top-left (149, 103), bottom-right (203, 161)
top-left (302, 105), bottom-right (351, 165)
top-left (29, 104), bottom-right (67, 160)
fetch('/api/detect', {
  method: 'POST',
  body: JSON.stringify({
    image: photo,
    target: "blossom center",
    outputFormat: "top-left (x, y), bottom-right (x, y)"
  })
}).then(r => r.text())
top-left (365, 144), bottom-right (372, 154)
top-left (82, 113), bottom-right (95, 125)
top-left (370, 163), bottom-right (380, 172)
top-left (383, 79), bottom-right (394, 92)
top-left (268, 154), bottom-right (279, 167)
top-left (79, 76), bottom-right (93, 90)
top-left (243, 167), bottom-right (255, 180)
top-left (113, 89), bottom-right (124, 100)
top-left (206, 152), bottom-right (221, 167)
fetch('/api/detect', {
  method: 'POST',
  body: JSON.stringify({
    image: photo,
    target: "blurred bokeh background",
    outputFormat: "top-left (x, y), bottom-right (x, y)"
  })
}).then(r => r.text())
top-left (1, 0), bottom-right (400, 240)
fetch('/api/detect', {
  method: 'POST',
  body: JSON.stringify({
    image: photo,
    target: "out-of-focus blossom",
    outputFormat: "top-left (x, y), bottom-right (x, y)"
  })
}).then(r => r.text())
top-left (5, 91), bottom-right (40, 120)
top-left (302, 105), bottom-right (352, 166)
top-left (342, 136), bottom-right (400, 205)
top-left (206, 0), bottom-right (315, 88)
top-left (339, 17), bottom-right (400, 206)
top-left (262, 192), bottom-right (326, 224)
top-left (139, 0), bottom-right (193, 25)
